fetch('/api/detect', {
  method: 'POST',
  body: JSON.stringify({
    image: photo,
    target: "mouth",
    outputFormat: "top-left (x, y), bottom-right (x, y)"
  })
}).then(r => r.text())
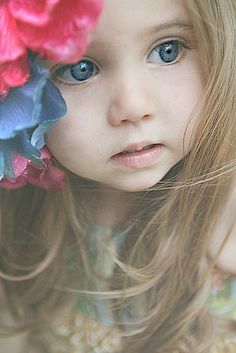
top-left (112, 143), bottom-right (160, 157)
top-left (111, 143), bottom-right (163, 169)
top-left (117, 144), bottom-right (158, 156)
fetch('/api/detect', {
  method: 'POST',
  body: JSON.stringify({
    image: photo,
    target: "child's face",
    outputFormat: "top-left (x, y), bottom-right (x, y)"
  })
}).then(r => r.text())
top-left (46, 0), bottom-right (204, 192)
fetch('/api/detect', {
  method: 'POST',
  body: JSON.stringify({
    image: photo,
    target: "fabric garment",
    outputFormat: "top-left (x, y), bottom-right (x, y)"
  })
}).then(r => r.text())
top-left (210, 276), bottom-right (236, 353)
top-left (29, 225), bottom-right (236, 353)
top-left (32, 277), bottom-right (236, 353)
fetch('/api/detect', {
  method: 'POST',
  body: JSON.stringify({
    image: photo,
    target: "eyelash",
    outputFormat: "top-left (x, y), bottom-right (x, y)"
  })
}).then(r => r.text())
top-left (51, 38), bottom-right (192, 86)
top-left (147, 38), bottom-right (191, 64)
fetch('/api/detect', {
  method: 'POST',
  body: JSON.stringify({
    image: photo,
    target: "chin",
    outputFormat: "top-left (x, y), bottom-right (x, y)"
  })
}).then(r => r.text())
top-left (112, 169), bottom-right (172, 192)
top-left (106, 178), bottom-right (161, 193)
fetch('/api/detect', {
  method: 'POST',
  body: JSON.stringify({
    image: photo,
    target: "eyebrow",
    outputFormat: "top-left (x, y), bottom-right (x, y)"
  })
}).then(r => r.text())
top-left (89, 19), bottom-right (194, 49)
top-left (42, 20), bottom-right (195, 67)
top-left (146, 20), bottom-right (194, 36)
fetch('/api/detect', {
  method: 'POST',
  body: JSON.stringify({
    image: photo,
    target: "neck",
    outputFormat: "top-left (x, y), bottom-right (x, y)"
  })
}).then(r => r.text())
top-left (93, 190), bottom-right (134, 227)
top-left (74, 178), bottom-right (138, 228)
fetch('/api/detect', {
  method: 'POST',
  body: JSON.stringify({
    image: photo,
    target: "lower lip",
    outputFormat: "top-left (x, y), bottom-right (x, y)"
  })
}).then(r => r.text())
top-left (111, 144), bottom-right (164, 168)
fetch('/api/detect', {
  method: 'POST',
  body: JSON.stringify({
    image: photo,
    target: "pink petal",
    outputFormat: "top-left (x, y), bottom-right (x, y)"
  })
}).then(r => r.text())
top-left (0, 0), bottom-right (25, 63)
top-left (1, 54), bottom-right (29, 87)
top-left (39, 146), bottom-right (53, 160)
top-left (0, 149), bottom-right (64, 190)
top-left (26, 147), bottom-right (65, 190)
top-left (35, 30), bottom-right (89, 63)
top-left (27, 163), bottom-right (65, 190)
top-left (9, 0), bottom-right (61, 26)
top-left (17, 0), bottom-right (102, 63)
top-left (0, 78), bottom-right (9, 99)
top-left (12, 153), bottom-right (28, 177)
top-left (42, 164), bottom-right (65, 190)
top-left (0, 151), bottom-right (28, 190)
top-left (0, 176), bottom-right (26, 190)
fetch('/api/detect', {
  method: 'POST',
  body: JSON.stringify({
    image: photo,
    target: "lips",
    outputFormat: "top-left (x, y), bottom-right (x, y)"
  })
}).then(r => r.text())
top-left (111, 143), bottom-right (163, 168)
top-left (112, 142), bottom-right (159, 157)
top-left (116, 144), bottom-right (158, 156)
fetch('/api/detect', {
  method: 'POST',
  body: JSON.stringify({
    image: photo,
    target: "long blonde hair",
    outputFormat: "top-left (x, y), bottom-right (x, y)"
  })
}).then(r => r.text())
top-left (0, 0), bottom-right (235, 352)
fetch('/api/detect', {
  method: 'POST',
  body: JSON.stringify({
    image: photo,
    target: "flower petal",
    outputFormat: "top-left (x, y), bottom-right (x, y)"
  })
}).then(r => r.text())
top-left (0, 175), bottom-right (26, 189)
top-left (26, 162), bottom-right (65, 190)
top-left (17, 0), bottom-right (102, 63)
top-left (0, 55), bottom-right (48, 139)
top-left (0, 146), bottom-right (64, 190)
top-left (0, 54), bottom-right (29, 88)
top-left (14, 131), bottom-right (42, 164)
top-left (0, 54), bottom-right (66, 179)
top-left (0, 131), bottom-right (42, 179)
top-left (0, 81), bottom-right (9, 99)
top-left (31, 79), bottom-right (67, 149)
top-left (0, 150), bottom-right (5, 179)
top-left (12, 153), bottom-right (28, 177)
top-left (0, 0), bottom-right (25, 63)
top-left (9, 0), bottom-right (60, 26)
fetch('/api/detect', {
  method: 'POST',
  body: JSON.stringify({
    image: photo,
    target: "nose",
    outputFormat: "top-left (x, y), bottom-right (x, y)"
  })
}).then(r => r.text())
top-left (107, 70), bottom-right (155, 126)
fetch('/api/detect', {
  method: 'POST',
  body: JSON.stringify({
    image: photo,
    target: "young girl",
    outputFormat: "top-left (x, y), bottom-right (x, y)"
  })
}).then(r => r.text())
top-left (0, 0), bottom-right (235, 352)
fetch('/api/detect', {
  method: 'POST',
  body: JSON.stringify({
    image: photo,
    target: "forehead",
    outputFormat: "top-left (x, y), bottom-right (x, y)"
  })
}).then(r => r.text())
top-left (91, 0), bottom-right (190, 39)
top-left (43, 0), bottom-right (191, 69)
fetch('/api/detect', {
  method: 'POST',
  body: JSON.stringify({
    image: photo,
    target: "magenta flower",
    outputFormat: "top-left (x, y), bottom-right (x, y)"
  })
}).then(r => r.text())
top-left (0, 147), bottom-right (65, 190)
top-left (0, 0), bottom-right (102, 189)
top-left (0, 54), bottom-right (29, 98)
top-left (0, 0), bottom-right (29, 96)
top-left (10, 0), bottom-right (102, 62)
top-left (0, 0), bottom-right (102, 93)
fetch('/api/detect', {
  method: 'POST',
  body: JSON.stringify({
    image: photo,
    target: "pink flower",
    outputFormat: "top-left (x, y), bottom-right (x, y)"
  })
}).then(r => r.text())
top-left (0, 1), bottom-right (25, 62)
top-left (9, 0), bottom-right (61, 26)
top-left (0, 0), bottom-right (102, 92)
top-left (0, 0), bottom-right (29, 94)
top-left (13, 0), bottom-right (102, 63)
top-left (0, 147), bottom-right (65, 190)
top-left (0, 54), bottom-right (29, 98)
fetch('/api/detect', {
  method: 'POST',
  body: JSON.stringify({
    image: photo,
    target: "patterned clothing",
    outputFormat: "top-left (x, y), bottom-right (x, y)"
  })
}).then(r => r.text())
top-left (40, 311), bottom-right (122, 353)
top-left (212, 335), bottom-right (236, 353)
top-left (31, 277), bottom-right (236, 353)
top-left (210, 276), bottom-right (236, 353)
top-left (30, 226), bottom-right (236, 353)
top-left (210, 276), bottom-right (236, 321)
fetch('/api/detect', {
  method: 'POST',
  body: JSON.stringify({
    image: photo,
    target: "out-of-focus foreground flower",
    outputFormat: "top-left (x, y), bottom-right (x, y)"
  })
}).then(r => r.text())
top-left (0, 54), bottom-right (67, 180)
top-left (0, 0), bottom-right (102, 189)
top-left (0, 147), bottom-right (65, 190)
top-left (0, 0), bottom-right (102, 95)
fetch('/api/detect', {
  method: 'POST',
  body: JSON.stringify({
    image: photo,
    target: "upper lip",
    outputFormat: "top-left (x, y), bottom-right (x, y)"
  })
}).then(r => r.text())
top-left (112, 141), bottom-right (159, 156)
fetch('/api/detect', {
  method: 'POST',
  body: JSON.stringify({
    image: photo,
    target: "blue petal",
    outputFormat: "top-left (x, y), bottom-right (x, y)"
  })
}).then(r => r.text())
top-left (31, 79), bottom-right (67, 148)
top-left (0, 151), bottom-right (5, 179)
top-left (0, 53), bottom-right (67, 180)
top-left (0, 131), bottom-right (42, 179)
top-left (0, 55), bottom-right (49, 140)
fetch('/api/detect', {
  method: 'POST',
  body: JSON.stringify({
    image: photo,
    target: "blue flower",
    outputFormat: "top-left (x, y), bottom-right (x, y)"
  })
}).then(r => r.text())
top-left (0, 54), bottom-right (67, 179)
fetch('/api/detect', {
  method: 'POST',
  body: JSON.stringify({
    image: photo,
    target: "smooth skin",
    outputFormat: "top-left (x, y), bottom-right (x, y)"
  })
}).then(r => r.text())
top-left (46, 0), bottom-right (204, 193)
top-left (46, 0), bottom-right (236, 272)
top-left (0, 1), bottom-right (235, 352)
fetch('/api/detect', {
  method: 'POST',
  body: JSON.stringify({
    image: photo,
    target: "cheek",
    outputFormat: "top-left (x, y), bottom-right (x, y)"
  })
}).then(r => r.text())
top-left (165, 68), bottom-right (202, 115)
top-left (46, 126), bottom-right (84, 175)
top-left (45, 112), bottom-right (103, 167)
top-left (45, 122), bottom-right (72, 162)
top-left (162, 65), bottom-right (203, 141)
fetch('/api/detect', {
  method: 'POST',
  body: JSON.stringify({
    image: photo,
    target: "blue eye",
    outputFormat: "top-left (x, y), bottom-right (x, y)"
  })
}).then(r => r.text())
top-left (53, 59), bottom-right (98, 84)
top-left (148, 40), bottom-right (185, 64)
